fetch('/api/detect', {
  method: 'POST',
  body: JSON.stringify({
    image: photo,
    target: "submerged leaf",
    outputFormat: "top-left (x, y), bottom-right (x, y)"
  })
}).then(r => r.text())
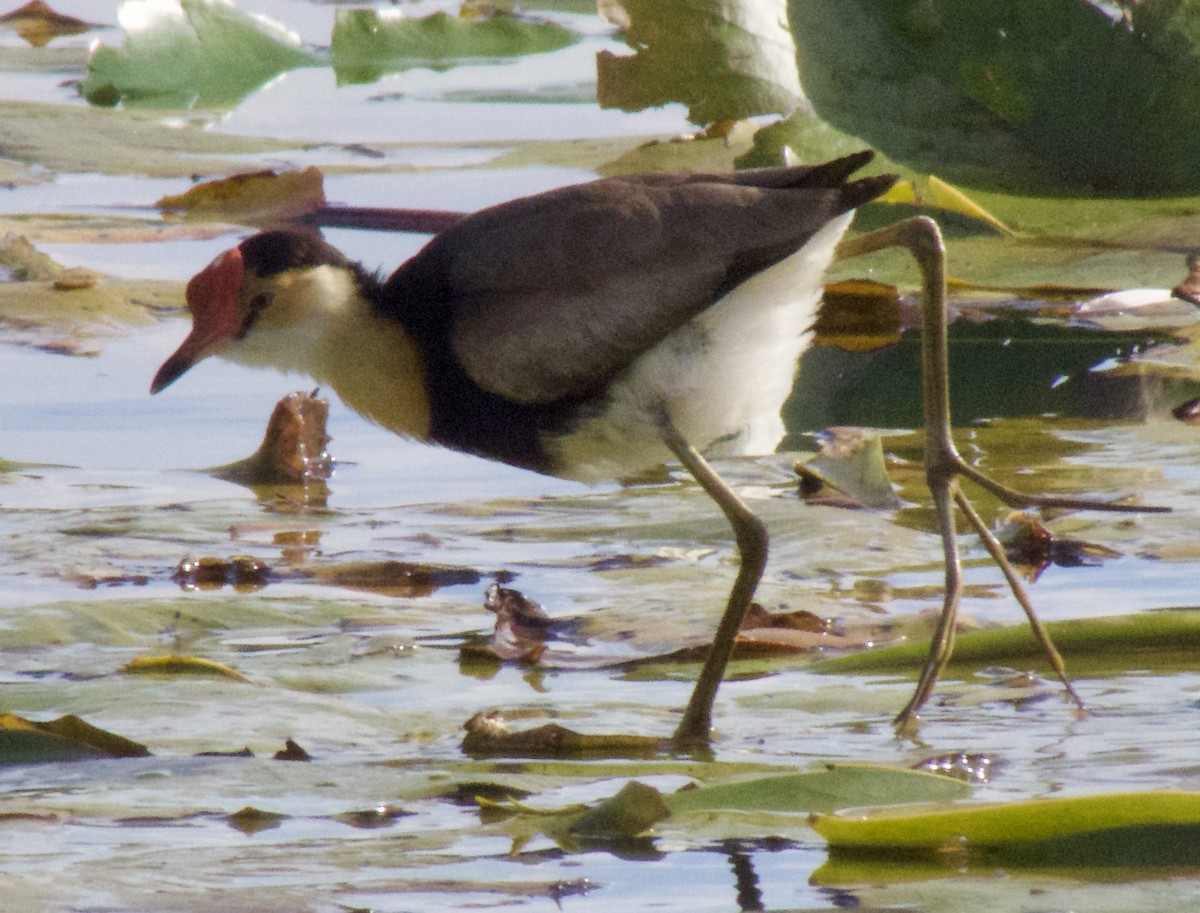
top-left (997, 510), bottom-right (1121, 581)
top-left (664, 764), bottom-right (971, 816)
top-left (568, 781), bottom-right (670, 838)
top-left (311, 559), bottom-right (481, 598)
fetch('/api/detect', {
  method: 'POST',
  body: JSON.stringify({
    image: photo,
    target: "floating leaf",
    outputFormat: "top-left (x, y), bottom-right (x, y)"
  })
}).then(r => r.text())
top-left (816, 610), bottom-right (1200, 678)
top-left (0, 713), bottom-right (149, 764)
top-left (157, 168), bottom-right (327, 227)
top-left (330, 9), bottom-right (579, 85)
top-left (83, 0), bottom-right (318, 108)
top-left (733, 603), bottom-right (863, 654)
top-left (800, 427), bottom-right (902, 510)
top-left (0, 234), bottom-right (174, 356)
top-left (664, 764), bottom-right (971, 816)
top-left (812, 791), bottom-right (1200, 865)
top-left (0, 99), bottom-right (297, 178)
top-left (0, 0), bottom-right (97, 48)
top-left (120, 654), bottom-right (249, 682)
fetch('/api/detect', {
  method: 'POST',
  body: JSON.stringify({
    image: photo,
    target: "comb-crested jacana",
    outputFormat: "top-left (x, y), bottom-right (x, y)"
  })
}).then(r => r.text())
top-left (151, 152), bottom-right (1158, 745)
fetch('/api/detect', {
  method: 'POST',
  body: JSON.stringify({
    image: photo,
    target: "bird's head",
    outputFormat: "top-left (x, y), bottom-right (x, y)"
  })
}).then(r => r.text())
top-left (151, 230), bottom-right (363, 394)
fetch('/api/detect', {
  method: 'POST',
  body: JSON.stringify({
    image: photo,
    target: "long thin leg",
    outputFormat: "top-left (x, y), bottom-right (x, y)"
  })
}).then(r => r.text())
top-left (836, 217), bottom-right (1164, 726)
top-left (663, 420), bottom-right (769, 749)
top-left (840, 218), bottom-right (967, 726)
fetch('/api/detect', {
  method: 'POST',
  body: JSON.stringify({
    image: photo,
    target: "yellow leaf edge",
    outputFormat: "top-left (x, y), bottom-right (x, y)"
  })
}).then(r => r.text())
top-left (119, 654), bottom-right (249, 682)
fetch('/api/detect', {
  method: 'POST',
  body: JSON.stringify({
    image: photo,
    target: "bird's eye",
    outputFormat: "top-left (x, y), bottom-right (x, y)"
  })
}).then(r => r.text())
top-left (237, 292), bottom-right (273, 338)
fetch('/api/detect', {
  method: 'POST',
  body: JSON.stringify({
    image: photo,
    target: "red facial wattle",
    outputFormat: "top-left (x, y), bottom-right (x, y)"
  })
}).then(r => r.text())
top-left (151, 247), bottom-right (247, 394)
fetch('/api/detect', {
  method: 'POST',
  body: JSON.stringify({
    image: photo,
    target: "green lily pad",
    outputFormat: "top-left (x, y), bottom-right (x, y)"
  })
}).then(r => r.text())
top-left (0, 713), bottom-right (149, 765)
top-left (330, 9), bottom-right (579, 86)
top-left (789, 0), bottom-right (1200, 193)
top-left (816, 610), bottom-right (1200, 678)
top-left (812, 791), bottom-right (1200, 865)
top-left (83, 0), bottom-right (318, 109)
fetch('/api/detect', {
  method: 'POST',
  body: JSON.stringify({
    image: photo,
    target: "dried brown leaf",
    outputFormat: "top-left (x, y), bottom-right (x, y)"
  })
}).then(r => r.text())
top-left (157, 167), bottom-right (326, 228)
top-left (461, 711), bottom-right (668, 760)
top-left (0, 0), bottom-right (97, 48)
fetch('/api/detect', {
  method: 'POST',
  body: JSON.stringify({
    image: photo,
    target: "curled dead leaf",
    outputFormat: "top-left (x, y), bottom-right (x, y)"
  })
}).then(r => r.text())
top-left (273, 738), bottom-right (311, 762)
top-left (998, 511), bottom-right (1121, 581)
top-left (209, 390), bottom-right (333, 486)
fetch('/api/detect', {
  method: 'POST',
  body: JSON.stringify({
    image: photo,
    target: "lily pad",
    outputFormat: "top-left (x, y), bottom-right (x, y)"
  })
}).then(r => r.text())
top-left (83, 0), bottom-right (318, 109)
top-left (330, 9), bottom-right (579, 86)
top-left (789, 0), bottom-right (1200, 193)
top-left (816, 609), bottom-right (1200, 678)
top-left (0, 712), bottom-right (149, 764)
top-left (812, 791), bottom-right (1200, 866)
top-left (119, 654), bottom-right (249, 682)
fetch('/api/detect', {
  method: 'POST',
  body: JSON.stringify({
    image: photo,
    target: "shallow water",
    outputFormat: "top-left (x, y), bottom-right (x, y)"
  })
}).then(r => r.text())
top-left (5, 2), bottom-right (1200, 911)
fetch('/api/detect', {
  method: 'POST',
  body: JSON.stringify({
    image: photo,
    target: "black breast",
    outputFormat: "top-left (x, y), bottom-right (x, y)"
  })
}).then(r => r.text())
top-left (379, 246), bottom-right (586, 476)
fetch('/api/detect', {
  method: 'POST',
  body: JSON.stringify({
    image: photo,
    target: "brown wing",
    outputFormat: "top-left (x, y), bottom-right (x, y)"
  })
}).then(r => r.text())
top-left (383, 152), bottom-right (895, 404)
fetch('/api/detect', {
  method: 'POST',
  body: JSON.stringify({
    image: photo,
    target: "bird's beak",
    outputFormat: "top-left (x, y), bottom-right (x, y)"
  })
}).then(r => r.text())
top-left (151, 248), bottom-right (246, 394)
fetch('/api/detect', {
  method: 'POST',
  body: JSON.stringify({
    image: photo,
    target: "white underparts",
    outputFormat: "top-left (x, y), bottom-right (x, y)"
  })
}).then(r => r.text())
top-left (550, 212), bottom-right (854, 482)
